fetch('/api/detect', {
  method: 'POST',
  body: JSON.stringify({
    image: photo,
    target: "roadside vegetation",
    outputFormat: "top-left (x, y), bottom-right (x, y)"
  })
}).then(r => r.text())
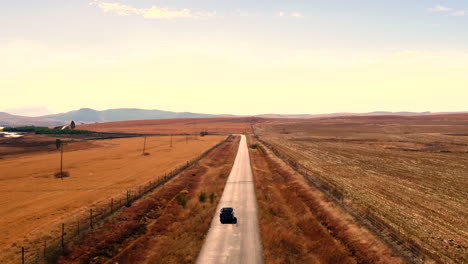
top-left (3, 126), bottom-right (94, 135)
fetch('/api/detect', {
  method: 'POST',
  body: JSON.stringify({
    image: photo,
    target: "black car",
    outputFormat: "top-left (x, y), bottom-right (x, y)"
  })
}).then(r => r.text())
top-left (220, 207), bottom-right (237, 224)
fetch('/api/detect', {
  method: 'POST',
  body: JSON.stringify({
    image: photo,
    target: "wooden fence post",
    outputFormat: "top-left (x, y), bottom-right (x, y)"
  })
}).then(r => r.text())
top-left (43, 239), bottom-right (47, 263)
top-left (61, 223), bottom-right (65, 253)
top-left (22, 246), bottom-right (25, 264)
top-left (90, 209), bottom-right (93, 229)
top-left (110, 198), bottom-right (114, 213)
top-left (77, 220), bottom-right (80, 235)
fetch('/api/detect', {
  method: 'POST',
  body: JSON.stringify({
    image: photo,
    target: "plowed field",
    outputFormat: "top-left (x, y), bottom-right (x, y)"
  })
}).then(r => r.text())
top-left (254, 114), bottom-right (468, 263)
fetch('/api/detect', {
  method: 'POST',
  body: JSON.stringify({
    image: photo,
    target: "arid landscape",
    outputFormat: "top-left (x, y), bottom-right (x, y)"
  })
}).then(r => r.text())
top-left (254, 114), bottom-right (468, 263)
top-left (78, 117), bottom-right (255, 135)
top-left (4, 1), bottom-right (468, 263)
top-left (1, 114), bottom-right (467, 263)
top-left (0, 133), bottom-right (225, 262)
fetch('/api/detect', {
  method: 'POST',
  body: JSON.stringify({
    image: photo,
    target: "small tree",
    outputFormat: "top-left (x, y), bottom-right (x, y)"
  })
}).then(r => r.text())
top-left (70, 121), bottom-right (76, 129)
top-left (55, 139), bottom-right (62, 150)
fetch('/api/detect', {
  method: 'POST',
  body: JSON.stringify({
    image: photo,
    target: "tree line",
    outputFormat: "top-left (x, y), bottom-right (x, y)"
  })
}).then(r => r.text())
top-left (3, 126), bottom-right (93, 135)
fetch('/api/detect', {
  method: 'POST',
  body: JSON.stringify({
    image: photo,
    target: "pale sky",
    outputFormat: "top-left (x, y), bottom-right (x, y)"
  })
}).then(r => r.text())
top-left (1, 0), bottom-right (467, 116)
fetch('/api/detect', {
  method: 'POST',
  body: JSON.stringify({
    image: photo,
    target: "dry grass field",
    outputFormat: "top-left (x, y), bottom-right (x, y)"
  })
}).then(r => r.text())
top-left (248, 135), bottom-right (403, 264)
top-left (0, 134), bottom-right (224, 262)
top-left (254, 114), bottom-right (468, 263)
top-left (78, 117), bottom-right (255, 134)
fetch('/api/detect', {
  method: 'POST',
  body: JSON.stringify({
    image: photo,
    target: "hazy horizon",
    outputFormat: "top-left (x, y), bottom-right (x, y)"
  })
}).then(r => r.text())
top-left (2, 105), bottom-right (468, 118)
top-left (2, 1), bottom-right (467, 116)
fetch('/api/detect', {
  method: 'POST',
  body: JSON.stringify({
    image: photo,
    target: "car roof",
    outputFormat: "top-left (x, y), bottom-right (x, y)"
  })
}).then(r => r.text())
top-left (221, 207), bottom-right (233, 211)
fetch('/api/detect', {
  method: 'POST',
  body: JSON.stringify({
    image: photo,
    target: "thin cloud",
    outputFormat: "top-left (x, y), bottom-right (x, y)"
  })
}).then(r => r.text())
top-left (428, 5), bottom-right (452, 12)
top-left (291, 12), bottom-right (304, 18)
top-left (277, 11), bottom-right (304, 18)
top-left (142, 6), bottom-right (193, 19)
top-left (236, 9), bottom-right (261, 17)
top-left (451, 10), bottom-right (465, 16)
top-left (94, 1), bottom-right (215, 19)
top-left (98, 2), bottom-right (139, 16)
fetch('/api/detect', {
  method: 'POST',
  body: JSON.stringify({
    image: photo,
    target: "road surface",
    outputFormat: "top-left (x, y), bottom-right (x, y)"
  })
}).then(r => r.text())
top-left (196, 135), bottom-right (263, 264)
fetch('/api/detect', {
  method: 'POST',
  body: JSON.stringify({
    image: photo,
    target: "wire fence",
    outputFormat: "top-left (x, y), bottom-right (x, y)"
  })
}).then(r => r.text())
top-left (253, 134), bottom-right (449, 264)
top-left (18, 136), bottom-right (229, 264)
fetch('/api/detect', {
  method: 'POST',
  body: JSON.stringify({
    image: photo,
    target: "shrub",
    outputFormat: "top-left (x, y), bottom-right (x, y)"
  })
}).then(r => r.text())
top-left (198, 192), bottom-right (207, 202)
top-left (249, 144), bottom-right (258, 149)
top-left (176, 193), bottom-right (187, 207)
top-left (209, 193), bottom-right (215, 204)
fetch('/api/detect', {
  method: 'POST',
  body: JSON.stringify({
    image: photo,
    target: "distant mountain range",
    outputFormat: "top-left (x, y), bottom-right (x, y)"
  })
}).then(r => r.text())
top-left (0, 112), bottom-right (65, 127)
top-left (1, 108), bottom-right (467, 127)
top-left (41, 108), bottom-right (222, 123)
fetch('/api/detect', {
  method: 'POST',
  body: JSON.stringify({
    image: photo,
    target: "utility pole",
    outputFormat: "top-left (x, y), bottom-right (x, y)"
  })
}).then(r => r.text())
top-left (60, 144), bottom-right (64, 180)
top-left (142, 136), bottom-right (147, 155)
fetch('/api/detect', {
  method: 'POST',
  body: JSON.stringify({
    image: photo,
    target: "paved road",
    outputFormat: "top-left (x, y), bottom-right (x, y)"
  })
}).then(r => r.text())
top-left (196, 135), bottom-right (263, 264)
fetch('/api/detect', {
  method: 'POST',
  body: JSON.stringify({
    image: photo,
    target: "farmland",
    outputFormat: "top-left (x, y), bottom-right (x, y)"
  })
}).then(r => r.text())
top-left (248, 135), bottom-right (402, 264)
top-left (0, 134), bottom-right (225, 262)
top-left (254, 114), bottom-right (468, 263)
top-left (78, 117), bottom-right (256, 134)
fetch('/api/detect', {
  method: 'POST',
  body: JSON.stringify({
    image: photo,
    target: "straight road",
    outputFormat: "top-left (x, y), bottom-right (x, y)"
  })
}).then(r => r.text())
top-left (196, 135), bottom-right (263, 264)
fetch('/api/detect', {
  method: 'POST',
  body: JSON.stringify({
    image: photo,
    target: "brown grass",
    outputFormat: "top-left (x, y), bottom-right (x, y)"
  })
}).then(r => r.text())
top-left (78, 117), bottom-right (257, 134)
top-left (254, 115), bottom-right (468, 263)
top-left (249, 135), bottom-right (404, 264)
top-left (57, 136), bottom-right (240, 264)
top-left (0, 135), bottom-right (224, 263)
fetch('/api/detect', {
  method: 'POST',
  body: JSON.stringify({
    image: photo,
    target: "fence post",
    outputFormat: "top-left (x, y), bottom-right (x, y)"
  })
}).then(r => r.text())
top-left (43, 239), bottom-right (47, 263)
top-left (90, 209), bottom-right (93, 229)
top-left (126, 190), bottom-right (130, 205)
top-left (22, 246), bottom-right (25, 264)
top-left (77, 220), bottom-right (80, 235)
top-left (111, 198), bottom-right (114, 213)
top-left (61, 223), bottom-right (65, 253)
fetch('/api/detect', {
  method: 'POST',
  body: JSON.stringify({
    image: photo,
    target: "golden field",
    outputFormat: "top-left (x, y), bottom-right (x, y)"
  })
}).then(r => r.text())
top-left (0, 135), bottom-right (224, 261)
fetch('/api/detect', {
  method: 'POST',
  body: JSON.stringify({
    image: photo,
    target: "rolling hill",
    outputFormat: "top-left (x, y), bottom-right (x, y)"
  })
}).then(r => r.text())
top-left (42, 108), bottom-right (221, 123)
top-left (0, 112), bottom-right (65, 127)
